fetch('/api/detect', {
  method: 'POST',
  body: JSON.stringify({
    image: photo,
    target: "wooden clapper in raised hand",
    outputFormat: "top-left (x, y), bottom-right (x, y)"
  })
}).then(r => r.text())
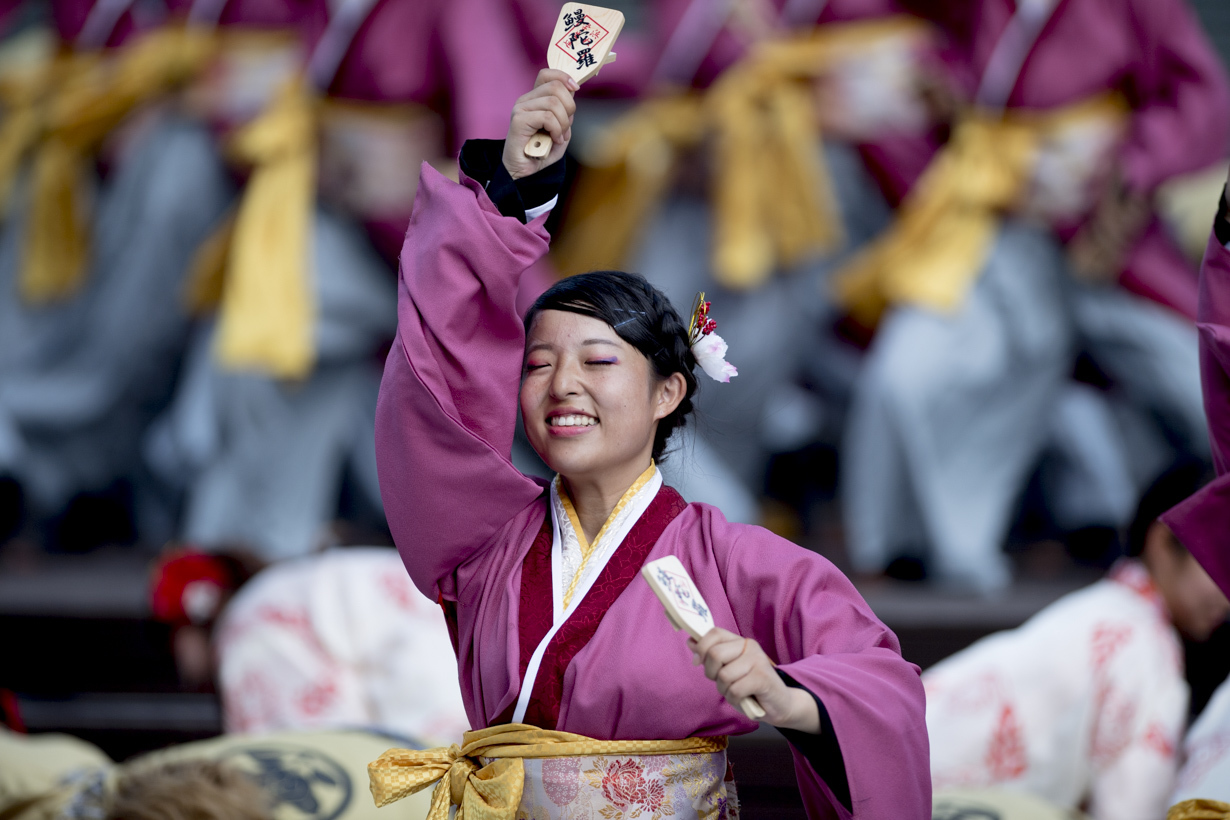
top-left (524, 3), bottom-right (624, 158)
top-left (641, 556), bottom-right (767, 720)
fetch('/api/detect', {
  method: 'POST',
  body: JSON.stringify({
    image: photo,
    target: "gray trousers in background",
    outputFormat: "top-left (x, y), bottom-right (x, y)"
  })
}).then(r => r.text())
top-left (843, 220), bottom-right (1206, 591)
top-left (145, 207), bottom-right (396, 561)
top-left (0, 118), bottom-right (232, 518)
top-left (632, 140), bottom-right (893, 498)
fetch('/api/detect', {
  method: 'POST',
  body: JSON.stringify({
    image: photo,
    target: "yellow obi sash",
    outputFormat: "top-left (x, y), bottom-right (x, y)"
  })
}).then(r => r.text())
top-left (369, 723), bottom-right (729, 820)
top-left (1170, 800), bottom-right (1230, 820)
top-left (186, 79), bottom-right (439, 380)
top-left (832, 94), bottom-right (1128, 327)
top-left (0, 25), bottom-right (216, 304)
top-left (553, 16), bottom-right (929, 289)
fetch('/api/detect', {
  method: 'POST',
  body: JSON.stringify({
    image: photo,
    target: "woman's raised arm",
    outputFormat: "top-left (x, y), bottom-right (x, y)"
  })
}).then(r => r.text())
top-left (375, 71), bottom-right (578, 600)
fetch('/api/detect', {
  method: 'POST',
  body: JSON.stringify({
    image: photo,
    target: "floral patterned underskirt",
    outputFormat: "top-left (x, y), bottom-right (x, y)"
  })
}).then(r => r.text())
top-left (491, 751), bottom-right (740, 820)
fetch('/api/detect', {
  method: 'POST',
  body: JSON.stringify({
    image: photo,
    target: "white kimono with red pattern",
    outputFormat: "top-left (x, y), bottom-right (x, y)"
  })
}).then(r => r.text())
top-left (923, 561), bottom-right (1187, 820)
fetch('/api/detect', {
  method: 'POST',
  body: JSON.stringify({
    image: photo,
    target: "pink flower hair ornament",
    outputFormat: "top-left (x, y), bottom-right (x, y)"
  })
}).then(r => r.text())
top-left (688, 292), bottom-right (738, 383)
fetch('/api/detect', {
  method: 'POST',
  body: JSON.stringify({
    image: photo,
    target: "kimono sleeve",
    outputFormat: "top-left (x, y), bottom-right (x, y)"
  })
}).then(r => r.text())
top-left (714, 522), bottom-right (930, 820)
top-left (375, 163), bottom-right (548, 600)
top-left (1118, 0), bottom-right (1230, 193)
top-left (1162, 210), bottom-right (1230, 596)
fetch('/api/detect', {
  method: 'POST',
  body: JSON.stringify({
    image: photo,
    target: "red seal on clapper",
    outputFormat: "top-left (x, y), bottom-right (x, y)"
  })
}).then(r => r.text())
top-left (553, 8), bottom-right (610, 73)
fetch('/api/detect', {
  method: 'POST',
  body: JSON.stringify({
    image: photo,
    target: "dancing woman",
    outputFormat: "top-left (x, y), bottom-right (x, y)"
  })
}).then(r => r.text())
top-left (369, 69), bottom-right (929, 820)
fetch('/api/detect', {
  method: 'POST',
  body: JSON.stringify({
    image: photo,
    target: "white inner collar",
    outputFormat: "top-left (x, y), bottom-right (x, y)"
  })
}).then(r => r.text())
top-left (510, 469), bottom-right (663, 724)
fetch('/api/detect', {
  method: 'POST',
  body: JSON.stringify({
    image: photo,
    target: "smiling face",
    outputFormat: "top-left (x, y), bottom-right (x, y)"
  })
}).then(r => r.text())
top-left (520, 309), bottom-right (684, 489)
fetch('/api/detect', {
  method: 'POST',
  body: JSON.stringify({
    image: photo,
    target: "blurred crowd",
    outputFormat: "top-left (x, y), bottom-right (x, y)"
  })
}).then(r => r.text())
top-left (0, 0), bottom-right (1229, 816)
top-left (0, 0), bottom-right (1226, 585)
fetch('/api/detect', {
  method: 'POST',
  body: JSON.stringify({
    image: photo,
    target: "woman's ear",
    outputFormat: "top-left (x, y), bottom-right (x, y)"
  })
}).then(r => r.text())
top-left (653, 372), bottom-right (687, 421)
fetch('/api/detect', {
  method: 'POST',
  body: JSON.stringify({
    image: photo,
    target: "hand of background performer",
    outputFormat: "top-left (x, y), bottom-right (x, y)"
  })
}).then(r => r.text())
top-left (1068, 170), bottom-right (1152, 283)
top-left (689, 628), bottom-right (820, 733)
top-left (503, 68), bottom-right (578, 180)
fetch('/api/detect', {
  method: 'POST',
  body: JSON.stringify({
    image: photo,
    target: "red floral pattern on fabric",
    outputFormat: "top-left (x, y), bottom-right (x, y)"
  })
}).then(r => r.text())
top-left (602, 759), bottom-right (662, 812)
top-left (1091, 680), bottom-right (1138, 765)
top-left (379, 568), bottom-right (416, 610)
top-left (1091, 623), bottom-right (1133, 672)
top-left (521, 487), bottom-right (688, 729)
top-left (985, 704), bottom-right (1027, 779)
top-left (1143, 722), bottom-right (1177, 758)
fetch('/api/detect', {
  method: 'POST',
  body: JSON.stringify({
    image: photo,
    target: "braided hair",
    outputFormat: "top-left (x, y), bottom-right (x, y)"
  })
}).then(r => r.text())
top-left (523, 271), bottom-right (699, 462)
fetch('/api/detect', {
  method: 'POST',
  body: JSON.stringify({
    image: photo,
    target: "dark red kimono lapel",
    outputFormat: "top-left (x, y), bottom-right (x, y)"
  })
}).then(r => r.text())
top-left (499, 485), bottom-right (688, 729)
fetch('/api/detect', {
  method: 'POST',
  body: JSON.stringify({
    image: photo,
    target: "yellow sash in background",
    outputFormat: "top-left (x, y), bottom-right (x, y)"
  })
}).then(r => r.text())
top-left (832, 95), bottom-right (1128, 327)
top-left (554, 17), bottom-right (928, 290)
top-left (0, 26), bottom-right (216, 304)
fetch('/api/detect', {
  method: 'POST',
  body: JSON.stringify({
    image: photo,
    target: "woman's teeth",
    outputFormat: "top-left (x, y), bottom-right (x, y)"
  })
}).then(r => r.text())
top-left (550, 415), bottom-right (597, 427)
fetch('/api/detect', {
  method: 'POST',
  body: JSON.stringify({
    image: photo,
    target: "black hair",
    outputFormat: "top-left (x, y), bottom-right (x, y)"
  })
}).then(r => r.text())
top-left (1126, 458), bottom-right (1212, 557)
top-left (523, 271), bottom-right (699, 462)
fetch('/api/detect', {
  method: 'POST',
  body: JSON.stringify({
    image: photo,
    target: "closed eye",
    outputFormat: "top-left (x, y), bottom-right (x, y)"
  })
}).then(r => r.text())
top-left (587, 358), bottom-right (618, 366)
top-left (525, 362), bottom-right (550, 371)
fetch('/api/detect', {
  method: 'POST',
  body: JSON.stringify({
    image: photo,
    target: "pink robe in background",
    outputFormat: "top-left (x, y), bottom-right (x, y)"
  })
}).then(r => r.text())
top-left (165, 0), bottom-right (329, 43)
top-left (906, 0), bottom-right (1230, 320)
top-left (374, 163), bottom-right (931, 820)
top-left (1163, 220), bottom-right (1230, 596)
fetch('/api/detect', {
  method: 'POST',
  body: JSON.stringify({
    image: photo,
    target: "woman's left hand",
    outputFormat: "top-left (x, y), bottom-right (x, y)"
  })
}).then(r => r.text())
top-left (689, 628), bottom-right (821, 734)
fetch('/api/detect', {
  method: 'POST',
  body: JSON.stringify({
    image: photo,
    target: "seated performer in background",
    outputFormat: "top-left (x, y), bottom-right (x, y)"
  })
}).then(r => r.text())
top-left (552, 0), bottom-right (949, 518)
top-left (924, 460), bottom-right (1230, 820)
top-left (0, 0), bottom-right (235, 548)
top-left (146, 0), bottom-right (543, 562)
top-left (841, 0), bottom-right (1230, 591)
top-left (367, 71), bottom-right (929, 818)
top-left (214, 546), bottom-right (469, 746)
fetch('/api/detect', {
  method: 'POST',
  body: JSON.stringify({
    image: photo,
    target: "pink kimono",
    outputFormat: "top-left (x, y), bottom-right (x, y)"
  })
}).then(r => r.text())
top-left (1163, 219), bottom-right (1230, 596)
top-left (374, 164), bottom-right (931, 819)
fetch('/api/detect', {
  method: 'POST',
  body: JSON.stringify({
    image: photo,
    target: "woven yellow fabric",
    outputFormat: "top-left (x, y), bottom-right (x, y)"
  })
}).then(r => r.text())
top-left (368, 723), bottom-right (727, 818)
top-left (18, 26), bottom-right (216, 304)
top-left (553, 17), bottom-right (924, 288)
top-left (832, 95), bottom-right (1127, 327)
top-left (213, 76), bottom-right (316, 378)
top-left (1169, 800), bottom-right (1230, 820)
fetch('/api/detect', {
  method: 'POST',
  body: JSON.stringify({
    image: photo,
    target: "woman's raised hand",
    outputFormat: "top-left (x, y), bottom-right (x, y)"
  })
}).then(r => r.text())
top-left (503, 68), bottom-right (578, 180)
top-left (689, 628), bottom-right (821, 734)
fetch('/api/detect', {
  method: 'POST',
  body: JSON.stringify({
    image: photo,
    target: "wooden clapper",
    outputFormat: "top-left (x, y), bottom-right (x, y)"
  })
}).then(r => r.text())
top-left (524, 3), bottom-right (624, 158)
top-left (641, 556), bottom-right (767, 720)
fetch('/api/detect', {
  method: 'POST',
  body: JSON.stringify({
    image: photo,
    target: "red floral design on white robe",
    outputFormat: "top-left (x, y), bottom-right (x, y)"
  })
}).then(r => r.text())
top-left (924, 561), bottom-right (1186, 820)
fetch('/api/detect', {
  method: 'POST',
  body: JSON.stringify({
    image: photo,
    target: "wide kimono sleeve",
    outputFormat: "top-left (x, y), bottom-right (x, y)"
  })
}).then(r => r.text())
top-left (374, 162), bottom-right (550, 600)
top-left (1118, 0), bottom-right (1230, 193)
top-left (1163, 207), bottom-right (1230, 597)
top-left (712, 519), bottom-right (931, 820)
